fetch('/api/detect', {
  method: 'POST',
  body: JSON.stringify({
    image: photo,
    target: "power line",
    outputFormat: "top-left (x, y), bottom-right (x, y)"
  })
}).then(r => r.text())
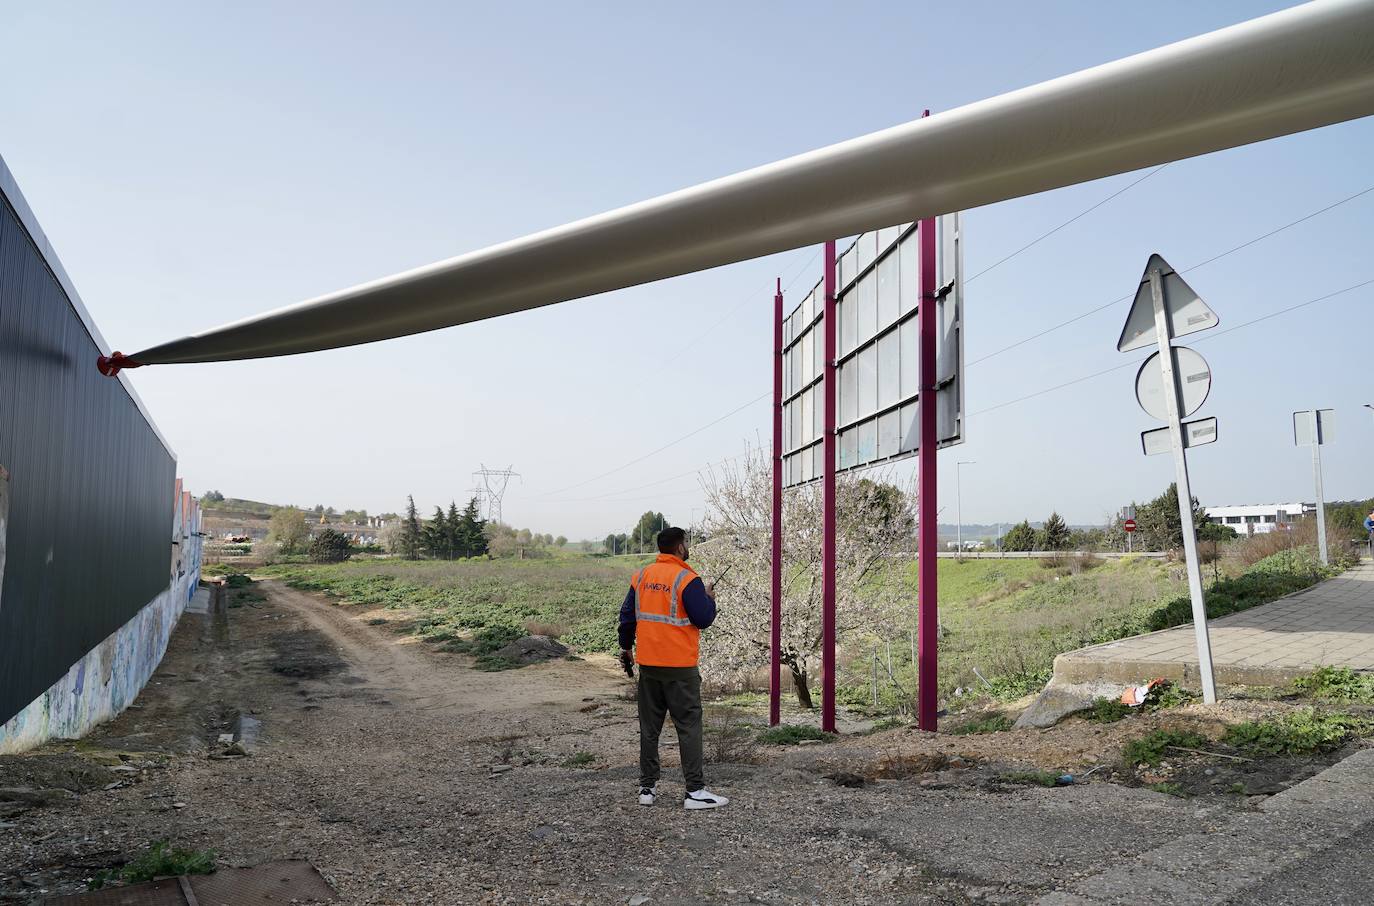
top-left (965, 164), bottom-right (1170, 284)
top-left (539, 392), bottom-right (769, 498)
top-left (967, 183), bottom-right (1374, 367)
top-left (967, 275), bottom-right (1374, 417)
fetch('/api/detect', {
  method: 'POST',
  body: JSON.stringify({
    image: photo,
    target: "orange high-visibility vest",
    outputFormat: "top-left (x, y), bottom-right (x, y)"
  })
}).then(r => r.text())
top-left (631, 554), bottom-right (701, 668)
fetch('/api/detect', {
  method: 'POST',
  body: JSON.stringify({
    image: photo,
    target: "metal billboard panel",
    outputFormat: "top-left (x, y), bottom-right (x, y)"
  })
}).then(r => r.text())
top-left (781, 215), bottom-right (962, 488)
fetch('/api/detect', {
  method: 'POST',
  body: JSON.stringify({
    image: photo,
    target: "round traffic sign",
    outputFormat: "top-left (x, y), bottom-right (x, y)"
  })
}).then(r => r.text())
top-left (1124, 519), bottom-right (1137, 533)
top-left (1135, 346), bottom-right (1211, 421)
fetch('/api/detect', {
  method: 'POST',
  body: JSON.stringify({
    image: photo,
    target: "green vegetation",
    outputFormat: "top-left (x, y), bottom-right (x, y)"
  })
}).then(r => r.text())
top-left (757, 725), bottom-right (836, 745)
top-left (1147, 781), bottom-right (1189, 798)
top-left (949, 713), bottom-right (1014, 735)
top-left (1123, 729), bottom-right (1209, 766)
top-left (562, 752), bottom-right (596, 768)
top-left (91, 840), bottom-right (214, 889)
top-left (1000, 769), bottom-right (1060, 787)
top-left (1144, 548), bottom-right (1338, 632)
top-left (1223, 708), bottom-right (1374, 757)
top-left (262, 557), bottom-right (638, 655)
top-left (309, 528), bottom-right (353, 563)
top-left (1082, 698), bottom-right (1133, 723)
top-left (1292, 666), bottom-right (1374, 703)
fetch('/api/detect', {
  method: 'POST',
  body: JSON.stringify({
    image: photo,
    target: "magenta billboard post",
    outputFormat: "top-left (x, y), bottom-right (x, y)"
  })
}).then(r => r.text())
top-left (770, 278), bottom-right (783, 727)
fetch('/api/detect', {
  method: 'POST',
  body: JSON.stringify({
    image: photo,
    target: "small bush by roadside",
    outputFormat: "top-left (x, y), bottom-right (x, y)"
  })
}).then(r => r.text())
top-left (1292, 666), bottom-right (1374, 703)
top-left (704, 707), bottom-right (763, 764)
top-left (1123, 729), bottom-right (1210, 767)
top-left (1223, 708), bottom-right (1374, 757)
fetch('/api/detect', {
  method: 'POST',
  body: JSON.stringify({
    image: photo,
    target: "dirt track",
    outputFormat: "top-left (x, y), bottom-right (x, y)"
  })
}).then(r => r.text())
top-left (4, 580), bottom-right (1368, 905)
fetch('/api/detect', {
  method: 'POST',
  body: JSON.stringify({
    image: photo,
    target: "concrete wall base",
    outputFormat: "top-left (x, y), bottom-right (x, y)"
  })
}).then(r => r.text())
top-left (0, 562), bottom-right (200, 754)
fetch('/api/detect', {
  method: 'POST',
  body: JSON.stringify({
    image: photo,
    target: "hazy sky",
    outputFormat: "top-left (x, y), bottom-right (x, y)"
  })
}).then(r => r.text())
top-left (4, 1), bottom-right (1371, 539)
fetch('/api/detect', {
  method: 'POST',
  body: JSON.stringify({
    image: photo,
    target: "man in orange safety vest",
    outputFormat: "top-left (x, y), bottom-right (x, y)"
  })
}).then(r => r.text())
top-left (618, 526), bottom-right (728, 810)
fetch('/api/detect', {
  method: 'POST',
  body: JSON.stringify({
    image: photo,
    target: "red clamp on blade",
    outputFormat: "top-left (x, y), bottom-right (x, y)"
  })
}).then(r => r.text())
top-left (96, 351), bottom-right (143, 377)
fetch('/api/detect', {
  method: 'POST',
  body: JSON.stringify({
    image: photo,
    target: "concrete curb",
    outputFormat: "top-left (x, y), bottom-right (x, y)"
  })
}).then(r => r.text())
top-left (1032, 748), bottom-right (1374, 905)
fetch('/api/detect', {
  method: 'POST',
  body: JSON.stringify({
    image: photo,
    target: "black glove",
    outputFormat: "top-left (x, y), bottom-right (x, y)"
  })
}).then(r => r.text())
top-left (619, 649), bottom-right (635, 678)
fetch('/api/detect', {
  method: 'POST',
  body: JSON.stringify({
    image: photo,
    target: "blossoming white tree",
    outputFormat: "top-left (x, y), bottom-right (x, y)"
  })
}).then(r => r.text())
top-left (693, 448), bottom-right (915, 708)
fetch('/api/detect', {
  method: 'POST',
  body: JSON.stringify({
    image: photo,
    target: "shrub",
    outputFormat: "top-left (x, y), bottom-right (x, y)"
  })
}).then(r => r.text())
top-left (949, 713), bottom-right (1014, 735)
top-left (91, 841), bottom-right (214, 889)
top-left (1143, 547), bottom-right (1335, 632)
top-left (1123, 729), bottom-right (1209, 766)
top-left (1292, 667), bottom-right (1374, 703)
top-left (473, 655), bottom-right (523, 672)
top-left (757, 725), bottom-right (836, 745)
top-left (1081, 698), bottom-right (1132, 723)
top-left (309, 529), bottom-right (353, 564)
top-left (1223, 708), bottom-right (1374, 756)
top-left (704, 707), bottom-right (762, 764)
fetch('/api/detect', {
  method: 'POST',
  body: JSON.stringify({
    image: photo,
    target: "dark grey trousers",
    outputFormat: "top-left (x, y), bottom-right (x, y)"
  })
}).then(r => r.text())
top-left (637, 665), bottom-right (704, 792)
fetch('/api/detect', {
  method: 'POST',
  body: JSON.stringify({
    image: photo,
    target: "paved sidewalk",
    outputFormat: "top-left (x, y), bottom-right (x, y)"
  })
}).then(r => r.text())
top-left (1054, 560), bottom-right (1374, 687)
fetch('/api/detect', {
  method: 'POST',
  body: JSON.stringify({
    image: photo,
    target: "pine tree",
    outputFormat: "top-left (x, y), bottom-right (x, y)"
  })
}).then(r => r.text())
top-left (422, 507), bottom-right (447, 558)
top-left (1041, 512), bottom-right (1071, 551)
top-left (400, 495), bottom-right (423, 560)
top-left (1001, 520), bottom-right (1037, 552)
top-left (457, 497), bottom-right (487, 557)
top-left (444, 501), bottom-right (462, 559)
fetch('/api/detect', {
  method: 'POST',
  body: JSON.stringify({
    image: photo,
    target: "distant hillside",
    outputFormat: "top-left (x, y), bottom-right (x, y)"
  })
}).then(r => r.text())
top-left (201, 497), bottom-right (280, 516)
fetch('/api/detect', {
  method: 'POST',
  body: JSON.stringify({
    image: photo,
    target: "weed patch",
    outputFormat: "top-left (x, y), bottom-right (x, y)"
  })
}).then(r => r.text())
top-left (1000, 769), bottom-right (1059, 787)
top-left (1292, 667), bottom-right (1374, 703)
top-left (1147, 781), bottom-right (1189, 798)
top-left (1123, 729), bottom-right (1209, 766)
top-left (91, 840), bottom-right (214, 889)
top-left (1223, 708), bottom-right (1374, 757)
top-left (949, 713), bottom-right (1014, 735)
top-left (1082, 698), bottom-right (1133, 723)
top-left (757, 725), bottom-right (836, 746)
top-left (562, 752), bottom-right (596, 768)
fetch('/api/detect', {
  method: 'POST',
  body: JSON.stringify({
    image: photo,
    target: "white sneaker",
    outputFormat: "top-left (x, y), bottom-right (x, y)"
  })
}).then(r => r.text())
top-left (638, 785), bottom-right (657, 806)
top-left (684, 788), bottom-right (729, 810)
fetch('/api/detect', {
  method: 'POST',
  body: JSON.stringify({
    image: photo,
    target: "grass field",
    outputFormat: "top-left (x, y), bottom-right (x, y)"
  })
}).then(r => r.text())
top-left (260, 544), bottom-right (1341, 714)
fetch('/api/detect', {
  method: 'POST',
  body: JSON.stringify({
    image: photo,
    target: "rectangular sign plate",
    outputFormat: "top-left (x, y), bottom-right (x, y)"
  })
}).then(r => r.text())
top-left (1293, 408), bottom-right (1334, 446)
top-left (1141, 416), bottom-right (1218, 456)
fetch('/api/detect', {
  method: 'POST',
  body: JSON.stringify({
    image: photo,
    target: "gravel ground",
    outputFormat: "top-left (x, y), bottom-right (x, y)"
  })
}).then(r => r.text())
top-left (0, 580), bottom-right (1367, 905)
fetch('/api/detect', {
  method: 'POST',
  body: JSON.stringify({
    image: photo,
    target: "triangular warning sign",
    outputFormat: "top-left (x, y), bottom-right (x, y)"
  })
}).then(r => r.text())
top-left (1117, 253), bottom-right (1219, 352)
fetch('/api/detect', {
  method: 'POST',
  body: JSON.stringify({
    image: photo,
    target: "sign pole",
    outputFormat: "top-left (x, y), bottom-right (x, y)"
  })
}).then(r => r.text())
top-left (1310, 420), bottom-right (1329, 565)
top-left (1148, 266), bottom-right (1217, 704)
top-left (821, 241), bottom-right (838, 734)
top-left (770, 279), bottom-right (783, 726)
top-left (917, 216), bottom-right (939, 731)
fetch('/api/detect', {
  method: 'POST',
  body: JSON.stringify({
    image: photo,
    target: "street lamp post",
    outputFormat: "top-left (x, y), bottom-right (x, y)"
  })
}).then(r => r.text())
top-left (956, 461), bottom-right (977, 554)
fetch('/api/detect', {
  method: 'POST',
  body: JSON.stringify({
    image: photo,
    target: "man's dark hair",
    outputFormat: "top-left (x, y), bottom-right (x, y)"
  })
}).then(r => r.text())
top-left (657, 527), bottom-right (687, 553)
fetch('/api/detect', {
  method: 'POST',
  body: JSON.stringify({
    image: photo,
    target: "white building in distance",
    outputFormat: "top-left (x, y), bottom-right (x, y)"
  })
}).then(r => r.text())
top-left (1205, 502), bottom-right (1313, 534)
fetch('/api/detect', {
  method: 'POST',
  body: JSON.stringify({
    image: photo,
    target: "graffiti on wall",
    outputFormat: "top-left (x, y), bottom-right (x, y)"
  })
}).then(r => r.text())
top-left (0, 483), bottom-right (202, 754)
